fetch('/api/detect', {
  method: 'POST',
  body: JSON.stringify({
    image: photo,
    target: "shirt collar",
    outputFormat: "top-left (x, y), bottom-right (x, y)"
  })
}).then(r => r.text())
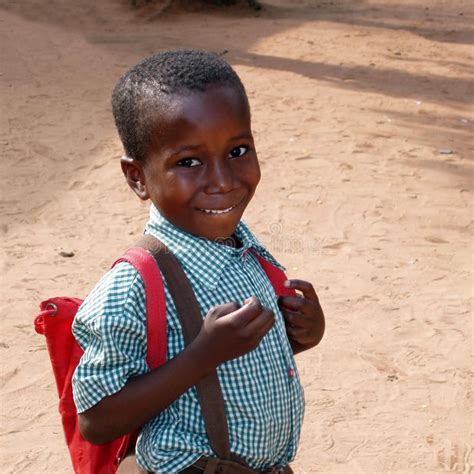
top-left (144, 204), bottom-right (284, 290)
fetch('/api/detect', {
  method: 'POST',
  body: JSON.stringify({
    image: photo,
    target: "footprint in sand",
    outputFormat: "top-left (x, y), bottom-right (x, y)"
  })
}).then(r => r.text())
top-left (286, 191), bottom-right (313, 201)
top-left (424, 236), bottom-right (449, 244)
top-left (435, 440), bottom-right (471, 472)
top-left (68, 181), bottom-right (84, 190)
top-left (322, 241), bottom-right (349, 250)
top-left (321, 241), bottom-right (352, 255)
top-left (25, 141), bottom-right (54, 160)
top-left (357, 351), bottom-right (407, 377)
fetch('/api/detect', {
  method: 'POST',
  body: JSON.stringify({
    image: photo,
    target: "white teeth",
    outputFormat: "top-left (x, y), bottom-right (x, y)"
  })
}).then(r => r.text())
top-left (200, 206), bottom-right (234, 214)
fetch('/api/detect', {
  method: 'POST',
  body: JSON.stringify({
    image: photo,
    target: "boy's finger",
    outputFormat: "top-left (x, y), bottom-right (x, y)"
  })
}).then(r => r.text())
top-left (225, 296), bottom-right (263, 324)
top-left (245, 308), bottom-right (274, 335)
top-left (281, 308), bottom-right (312, 328)
top-left (283, 279), bottom-right (318, 301)
top-left (286, 325), bottom-right (310, 342)
top-left (244, 296), bottom-right (258, 305)
top-left (278, 295), bottom-right (305, 311)
top-left (209, 301), bottom-right (241, 319)
top-left (279, 296), bottom-right (321, 316)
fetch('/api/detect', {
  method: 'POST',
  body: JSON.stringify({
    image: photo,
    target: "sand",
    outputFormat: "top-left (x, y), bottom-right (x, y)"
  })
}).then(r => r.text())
top-left (1, 0), bottom-right (473, 472)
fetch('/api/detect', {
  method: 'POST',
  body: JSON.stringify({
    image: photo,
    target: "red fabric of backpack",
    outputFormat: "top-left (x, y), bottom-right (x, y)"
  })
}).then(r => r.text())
top-left (34, 247), bottom-right (166, 474)
top-left (34, 246), bottom-right (294, 474)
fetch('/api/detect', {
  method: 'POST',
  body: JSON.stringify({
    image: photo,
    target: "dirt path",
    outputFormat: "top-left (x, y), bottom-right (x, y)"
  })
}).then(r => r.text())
top-left (1, 1), bottom-right (472, 472)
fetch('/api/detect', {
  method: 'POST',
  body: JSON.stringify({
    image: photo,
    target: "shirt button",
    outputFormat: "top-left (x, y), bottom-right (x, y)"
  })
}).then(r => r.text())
top-left (288, 367), bottom-right (295, 378)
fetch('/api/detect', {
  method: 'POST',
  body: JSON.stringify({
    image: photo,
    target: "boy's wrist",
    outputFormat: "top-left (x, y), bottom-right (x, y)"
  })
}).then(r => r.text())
top-left (186, 336), bottom-right (221, 376)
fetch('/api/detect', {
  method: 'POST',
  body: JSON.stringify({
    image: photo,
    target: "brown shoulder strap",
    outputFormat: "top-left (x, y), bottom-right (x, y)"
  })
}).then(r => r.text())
top-left (136, 234), bottom-right (231, 461)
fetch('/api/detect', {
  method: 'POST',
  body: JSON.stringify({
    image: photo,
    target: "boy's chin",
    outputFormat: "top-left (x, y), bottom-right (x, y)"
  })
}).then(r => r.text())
top-left (162, 215), bottom-right (239, 242)
top-left (160, 204), bottom-right (247, 242)
top-left (192, 207), bottom-right (246, 241)
top-left (194, 218), bottom-right (242, 242)
top-left (196, 225), bottom-right (239, 243)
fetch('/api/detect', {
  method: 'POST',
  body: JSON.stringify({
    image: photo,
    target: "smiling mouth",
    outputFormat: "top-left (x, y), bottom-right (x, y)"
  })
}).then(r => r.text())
top-left (198, 205), bottom-right (236, 215)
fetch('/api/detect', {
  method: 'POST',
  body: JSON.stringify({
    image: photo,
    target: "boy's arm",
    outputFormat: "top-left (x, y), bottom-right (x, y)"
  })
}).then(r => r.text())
top-left (76, 293), bottom-right (275, 445)
top-left (78, 336), bottom-right (215, 444)
top-left (278, 279), bottom-right (325, 355)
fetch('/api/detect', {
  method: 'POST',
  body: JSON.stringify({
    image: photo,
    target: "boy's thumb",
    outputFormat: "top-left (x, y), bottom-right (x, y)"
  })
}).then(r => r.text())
top-left (244, 296), bottom-right (257, 305)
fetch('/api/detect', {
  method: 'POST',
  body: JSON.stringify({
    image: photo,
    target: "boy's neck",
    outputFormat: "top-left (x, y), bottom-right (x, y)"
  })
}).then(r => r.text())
top-left (217, 234), bottom-right (242, 249)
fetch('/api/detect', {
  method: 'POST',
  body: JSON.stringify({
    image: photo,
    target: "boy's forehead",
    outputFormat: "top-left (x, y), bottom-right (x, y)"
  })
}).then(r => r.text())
top-left (148, 86), bottom-right (250, 138)
top-left (160, 86), bottom-right (248, 119)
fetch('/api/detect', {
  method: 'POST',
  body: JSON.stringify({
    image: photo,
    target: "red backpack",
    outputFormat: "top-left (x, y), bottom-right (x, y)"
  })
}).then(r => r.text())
top-left (35, 243), bottom-right (294, 474)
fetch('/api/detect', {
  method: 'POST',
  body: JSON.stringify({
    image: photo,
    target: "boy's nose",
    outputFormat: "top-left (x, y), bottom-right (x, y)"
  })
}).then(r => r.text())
top-left (204, 161), bottom-right (236, 194)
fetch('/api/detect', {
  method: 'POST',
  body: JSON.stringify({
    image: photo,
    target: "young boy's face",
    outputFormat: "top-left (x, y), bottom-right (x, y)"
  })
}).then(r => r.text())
top-left (138, 85), bottom-right (260, 240)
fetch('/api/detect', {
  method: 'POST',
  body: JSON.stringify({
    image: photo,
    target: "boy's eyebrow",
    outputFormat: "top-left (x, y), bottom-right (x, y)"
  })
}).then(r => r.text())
top-left (170, 134), bottom-right (253, 156)
top-left (230, 133), bottom-right (253, 141)
top-left (170, 144), bottom-right (202, 156)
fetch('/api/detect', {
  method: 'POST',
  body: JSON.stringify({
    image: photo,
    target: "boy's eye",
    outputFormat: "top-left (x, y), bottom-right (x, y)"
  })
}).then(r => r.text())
top-left (177, 157), bottom-right (201, 167)
top-left (228, 146), bottom-right (248, 159)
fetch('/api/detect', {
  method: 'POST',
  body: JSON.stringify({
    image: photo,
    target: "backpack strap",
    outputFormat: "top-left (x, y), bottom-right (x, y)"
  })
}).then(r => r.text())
top-left (112, 241), bottom-right (167, 370)
top-left (250, 251), bottom-right (297, 298)
top-left (140, 235), bottom-right (232, 461)
top-left (114, 235), bottom-right (231, 460)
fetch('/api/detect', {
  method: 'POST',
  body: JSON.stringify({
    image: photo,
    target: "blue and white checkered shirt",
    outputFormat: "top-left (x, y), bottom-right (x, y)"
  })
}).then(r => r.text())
top-left (72, 205), bottom-right (304, 473)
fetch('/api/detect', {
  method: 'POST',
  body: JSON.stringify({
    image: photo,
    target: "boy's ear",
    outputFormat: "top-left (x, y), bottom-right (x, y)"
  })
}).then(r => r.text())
top-left (120, 155), bottom-right (149, 200)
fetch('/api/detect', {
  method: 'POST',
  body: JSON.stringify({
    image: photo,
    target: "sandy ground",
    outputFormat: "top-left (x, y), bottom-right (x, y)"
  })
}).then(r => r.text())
top-left (1, 0), bottom-right (473, 472)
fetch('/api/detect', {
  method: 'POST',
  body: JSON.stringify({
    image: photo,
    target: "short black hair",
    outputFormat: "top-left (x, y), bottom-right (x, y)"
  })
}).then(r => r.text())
top-left (112, 49), bottom-right (248, 162)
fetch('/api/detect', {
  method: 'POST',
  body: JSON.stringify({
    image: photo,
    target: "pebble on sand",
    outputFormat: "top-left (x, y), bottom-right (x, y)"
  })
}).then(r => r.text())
top-left (59, 251), bottom-right (75, 258)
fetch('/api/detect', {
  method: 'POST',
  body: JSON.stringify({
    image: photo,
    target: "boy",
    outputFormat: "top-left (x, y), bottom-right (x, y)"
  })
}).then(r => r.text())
top-left (72, 49), bottom-right (325, 473)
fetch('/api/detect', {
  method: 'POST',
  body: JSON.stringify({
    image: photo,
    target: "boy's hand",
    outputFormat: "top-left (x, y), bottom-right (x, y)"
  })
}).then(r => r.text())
top-left (194, 296), bottom-right (274, 369)
top-left (278, 279), bottom-right (325, 354)
top-left (79, 297), bottom-right (273, 444)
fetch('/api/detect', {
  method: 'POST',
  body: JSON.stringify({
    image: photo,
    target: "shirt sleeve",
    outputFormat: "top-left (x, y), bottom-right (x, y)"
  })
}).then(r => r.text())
top-left (72, 262), bottom-right (150, 413)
